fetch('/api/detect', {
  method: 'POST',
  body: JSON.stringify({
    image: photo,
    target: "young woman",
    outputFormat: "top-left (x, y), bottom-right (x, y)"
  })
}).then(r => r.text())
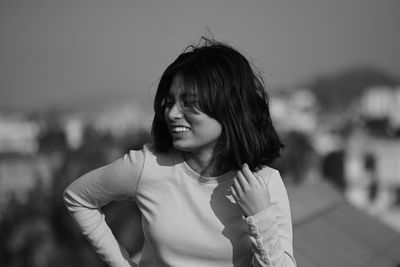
top-left (64, 39), bottom-right (296, 267)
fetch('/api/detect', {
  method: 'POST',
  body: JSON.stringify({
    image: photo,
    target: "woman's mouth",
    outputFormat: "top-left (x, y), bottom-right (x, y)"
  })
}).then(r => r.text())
top-left (171, 126), bottom-right (191, 134)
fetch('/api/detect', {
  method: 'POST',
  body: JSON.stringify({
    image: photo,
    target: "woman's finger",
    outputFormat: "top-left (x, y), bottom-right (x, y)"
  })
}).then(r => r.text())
top-left (236, 171), bottom-right (248, 190)
top-left (241, 163), bottom-right (257, 185)
top-left (230, 185), bottom-right (239, 200)
top-left (233, 176), bottom-right (243, 193)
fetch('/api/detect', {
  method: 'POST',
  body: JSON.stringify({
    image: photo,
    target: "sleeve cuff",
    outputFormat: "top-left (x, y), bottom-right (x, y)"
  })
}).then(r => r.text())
top-left (245, 205), bottom-right (277, 237)
top-left (244, 205), bottom-right (280, 266)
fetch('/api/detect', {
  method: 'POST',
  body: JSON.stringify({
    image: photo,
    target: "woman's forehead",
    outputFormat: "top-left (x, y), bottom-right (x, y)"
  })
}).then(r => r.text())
top-left (168, 74), bottom-right (198, 97)
top-left (169, 75), bottom-right (184, 93)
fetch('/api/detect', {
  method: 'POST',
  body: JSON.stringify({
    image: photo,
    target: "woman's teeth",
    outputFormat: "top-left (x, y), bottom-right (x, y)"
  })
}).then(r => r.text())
top-left (172, 127), bottom-right (190, 133)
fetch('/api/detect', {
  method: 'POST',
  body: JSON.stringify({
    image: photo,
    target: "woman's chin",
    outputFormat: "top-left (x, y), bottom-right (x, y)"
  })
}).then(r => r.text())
top-left (172, 142), bottom-right (191, 152)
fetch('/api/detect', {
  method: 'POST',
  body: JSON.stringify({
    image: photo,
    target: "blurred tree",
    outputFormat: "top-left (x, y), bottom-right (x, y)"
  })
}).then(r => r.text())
top-left (0, 122), bottom-right (149, 267)
top-left (321, 150), bottom-right (345, 191)
top-left (363, 118), bottom-right (392, 137)
top-left (271, 131), bottom-right (317, 184)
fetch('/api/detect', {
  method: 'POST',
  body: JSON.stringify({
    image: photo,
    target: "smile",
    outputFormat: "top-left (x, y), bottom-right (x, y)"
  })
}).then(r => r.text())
top-left (171, 126), bottom-right (191, 133)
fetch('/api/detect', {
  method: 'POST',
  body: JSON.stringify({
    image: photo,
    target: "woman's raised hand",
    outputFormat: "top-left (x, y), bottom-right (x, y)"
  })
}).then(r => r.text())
top-left (230, 163), bottom-right (272, 217)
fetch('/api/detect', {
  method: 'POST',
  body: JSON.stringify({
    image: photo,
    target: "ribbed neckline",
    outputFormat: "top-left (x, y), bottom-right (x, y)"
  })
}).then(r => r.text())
top-left (175, 151), bottom-right (236, 184)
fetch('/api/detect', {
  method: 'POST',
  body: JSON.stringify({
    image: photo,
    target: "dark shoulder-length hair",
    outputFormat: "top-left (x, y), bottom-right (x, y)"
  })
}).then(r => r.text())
top-left (151, 39), bottom-right (283, 171)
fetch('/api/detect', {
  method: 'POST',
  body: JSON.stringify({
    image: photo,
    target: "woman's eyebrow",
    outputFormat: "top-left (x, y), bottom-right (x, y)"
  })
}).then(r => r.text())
top-left (180, 92), bottom-right (198, 98)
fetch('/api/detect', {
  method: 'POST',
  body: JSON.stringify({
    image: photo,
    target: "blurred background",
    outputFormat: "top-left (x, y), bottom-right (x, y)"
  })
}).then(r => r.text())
top-left (1, 1), bottom-right (400, 266)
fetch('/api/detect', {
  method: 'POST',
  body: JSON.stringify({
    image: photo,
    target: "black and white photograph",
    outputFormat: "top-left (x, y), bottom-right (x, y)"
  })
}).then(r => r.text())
top-left (1, 1), bottom-right (400, 266)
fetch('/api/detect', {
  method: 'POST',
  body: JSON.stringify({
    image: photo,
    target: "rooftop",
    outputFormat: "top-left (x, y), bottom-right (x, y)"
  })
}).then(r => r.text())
top-left (288, 180), bottom-right (400, 267)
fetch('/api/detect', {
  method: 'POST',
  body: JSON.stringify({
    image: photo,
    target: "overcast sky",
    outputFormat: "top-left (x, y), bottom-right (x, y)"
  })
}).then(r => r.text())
top-left (1, 0), bottom-right (399, 113)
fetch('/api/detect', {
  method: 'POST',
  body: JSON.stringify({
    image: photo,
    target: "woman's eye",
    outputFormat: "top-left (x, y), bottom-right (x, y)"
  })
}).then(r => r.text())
top-left (162, 96), bottom-right (199, 111)
top-left (163, 98), bottom-right (174, 107)
top-left (181, 99), bottom-right (199, 109)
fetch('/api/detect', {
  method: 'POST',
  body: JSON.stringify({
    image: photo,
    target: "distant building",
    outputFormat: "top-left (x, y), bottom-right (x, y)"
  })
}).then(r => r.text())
top-left (92, 104), bottom-right (152, 138)
top-left (0, 154), bottom-right (57, 216)
top-left (360, 85), bottom-right (400, 130)
top-left (270, 88), bottom-right (319, 134)
top-left (390, 87), bottom-right (400, 128)
top-left (63, 116), bottom-right (84, 150)
top-left (344, 128), bottom-right (400, 213)
top-left (361, 86), bottom-right (393, 119)
top-left (0, 115), bottom-right (40, 154)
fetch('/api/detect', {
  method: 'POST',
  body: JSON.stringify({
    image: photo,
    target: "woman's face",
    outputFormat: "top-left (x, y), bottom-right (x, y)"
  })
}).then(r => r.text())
top-left (164, 75), bottom-right (222, 157)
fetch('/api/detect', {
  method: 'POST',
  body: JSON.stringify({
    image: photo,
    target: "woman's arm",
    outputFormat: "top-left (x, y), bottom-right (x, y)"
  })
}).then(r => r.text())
top-left (231, 165), bottom-right (296, 267)
top-left (63, 150), bottom-right (145, 267)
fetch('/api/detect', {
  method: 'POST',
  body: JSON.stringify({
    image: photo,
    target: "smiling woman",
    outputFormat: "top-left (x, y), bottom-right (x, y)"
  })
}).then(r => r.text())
top-left (64, 38), bottom-right (296, 267)
top-left (163, 74), bottom-right (223, 169)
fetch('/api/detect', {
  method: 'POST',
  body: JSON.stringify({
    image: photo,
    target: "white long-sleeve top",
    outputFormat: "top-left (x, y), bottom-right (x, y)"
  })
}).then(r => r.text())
top-left (64, 144), bottom-right (296, 267)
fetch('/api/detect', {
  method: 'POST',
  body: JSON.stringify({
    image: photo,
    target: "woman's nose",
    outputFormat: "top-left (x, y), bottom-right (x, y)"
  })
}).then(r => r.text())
top-left (167, 102), bottom-right (183, 120)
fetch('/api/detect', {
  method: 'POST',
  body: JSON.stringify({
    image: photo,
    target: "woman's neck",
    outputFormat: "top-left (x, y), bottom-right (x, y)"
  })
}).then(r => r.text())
top-left (183, 151), bottom-right (229, 177)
